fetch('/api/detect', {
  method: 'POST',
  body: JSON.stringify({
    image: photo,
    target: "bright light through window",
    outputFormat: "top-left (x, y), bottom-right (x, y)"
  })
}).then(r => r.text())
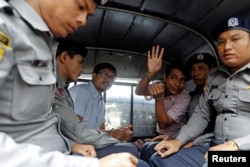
top-left (105, 84), bottom-right (157, 137)
top-left (105, 85), bottom-right (131, 130)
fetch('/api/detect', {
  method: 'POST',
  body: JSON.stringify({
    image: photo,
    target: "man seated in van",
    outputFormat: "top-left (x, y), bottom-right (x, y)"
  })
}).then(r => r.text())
top-left (177, 53), bottom-right (218, 149)
top-left (134, 46), bottom-right (191, 147)
top-left (69, 63), bottom-right (133, 142)
top-left (54, 39), bottom-right (150, 167)
top-left (139, 52), bottom-right (218, 162)
top-left (186, 53), bottom-right (217, 120)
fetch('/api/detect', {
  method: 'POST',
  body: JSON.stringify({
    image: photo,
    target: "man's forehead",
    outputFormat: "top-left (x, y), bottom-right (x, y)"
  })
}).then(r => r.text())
top-left (83, 0), bottom-right (97, 14)
top-left (169, 68), bottom-right (185, 76)
top-left (99, 68), bottom-right (115, 74)
top-left (218, 29), bottom-right (248, 39)
top-left (192, 62), bottom-right (209, 67)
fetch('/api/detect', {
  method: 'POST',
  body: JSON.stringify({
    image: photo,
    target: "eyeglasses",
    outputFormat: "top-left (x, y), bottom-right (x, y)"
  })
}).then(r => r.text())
top-left (97, 71), bottom-right (116, 80)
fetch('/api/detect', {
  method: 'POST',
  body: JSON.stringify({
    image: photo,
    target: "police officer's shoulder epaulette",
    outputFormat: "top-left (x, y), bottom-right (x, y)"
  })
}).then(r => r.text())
top-left (0, 1), bottom-right (14, 52)
top-left (3, 6), bottom-right (14, 15)
top-left (209, 66), bottom-right (220, 75)
top-left (0, 4), bottom-right (13, 60)
top-left (0, 30), bottom-right (11, 51)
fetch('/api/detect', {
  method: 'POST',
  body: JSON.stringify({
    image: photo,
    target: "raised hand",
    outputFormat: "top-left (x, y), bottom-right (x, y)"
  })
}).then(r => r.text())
top-left (147, 45), bottom-right (165, 75)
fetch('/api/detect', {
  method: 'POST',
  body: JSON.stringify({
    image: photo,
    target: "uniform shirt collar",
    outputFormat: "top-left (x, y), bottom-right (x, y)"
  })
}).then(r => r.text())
top-left (56, 73), bottom-right (66, 89)
top-left (9, 0), bottom-right (53, 36)
top-left (189, 86), bottom-right (204, 97)
top-left (217, 62), bottom-right (250, 75)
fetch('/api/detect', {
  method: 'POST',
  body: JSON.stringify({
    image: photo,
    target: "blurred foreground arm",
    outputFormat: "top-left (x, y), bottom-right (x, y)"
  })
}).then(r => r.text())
top-left (0, 132), bottom-right (99, 167)
top-left (100, 153), bottom-right (138, 167)
top-left (0, 132), bottom-right (139, 167)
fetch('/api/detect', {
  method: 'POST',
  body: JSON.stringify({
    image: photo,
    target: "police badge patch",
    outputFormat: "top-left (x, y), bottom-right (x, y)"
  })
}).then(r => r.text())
top-left (0, 31), bottom-right (11, 50)
top-left (197, 54), bottom-right (204, 60)
top-left (228, 17), bottom-right (239, 27)
top-left (0, 31), bottom-right (11, 61)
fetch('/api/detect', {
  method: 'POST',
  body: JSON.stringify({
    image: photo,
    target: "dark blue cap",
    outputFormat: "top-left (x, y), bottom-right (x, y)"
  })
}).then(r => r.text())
top-left (56, 39), bottom-right (88, 58)
top-left (187, 53), bottom-right (217, 70)
top-left (212, 15), bottom-right (250, 40)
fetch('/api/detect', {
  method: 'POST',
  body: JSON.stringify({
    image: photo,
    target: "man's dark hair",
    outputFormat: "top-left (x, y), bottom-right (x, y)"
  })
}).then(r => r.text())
top-left (94, 0), bottom-right (102, 5)
top-left (165, 63), bottom-right (189, 79)
top-left (56, 39), bottom-right (88, 58)
top-left (93, 63), bottom-right (117, 76)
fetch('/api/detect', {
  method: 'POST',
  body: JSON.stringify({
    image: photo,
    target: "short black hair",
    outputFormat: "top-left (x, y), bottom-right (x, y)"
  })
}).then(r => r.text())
top-left (93, 63), bottom-right (117, 76)
top-left (165, 63), bottom-right (189, 79)
top-left (56, 39), bottom-right (88, 58)
top-left (94, 0), bottom-right (102, 5)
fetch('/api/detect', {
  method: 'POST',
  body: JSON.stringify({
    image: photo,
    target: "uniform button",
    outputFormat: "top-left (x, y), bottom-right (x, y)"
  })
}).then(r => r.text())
top-left (225, 138), bottom-right (229, 142)
top-left (39, 76), bottom-right (43, 81)
top-left (229, 78), bottom-right (232, 80)
top-left (225, 95), bottom-right (228, 98)
top-left (224, 117), bottom-right (227, 121)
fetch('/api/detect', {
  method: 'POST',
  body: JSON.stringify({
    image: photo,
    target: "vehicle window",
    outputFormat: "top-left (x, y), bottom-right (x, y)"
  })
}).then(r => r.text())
top-left (105, 85), bottom-right (131, 129)
top-left (133, 87), bottom-right (156, 137)
top-left (105, 84), bottom-right (157, 137)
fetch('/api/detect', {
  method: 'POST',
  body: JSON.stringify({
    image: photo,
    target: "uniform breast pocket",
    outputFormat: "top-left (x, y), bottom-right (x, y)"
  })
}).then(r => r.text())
top-left (208, 90), bottom-right (223, 113)
top-left (11, 64), bottom-right (56, 120)
top-left (238, 89), bottom-right (250, 114)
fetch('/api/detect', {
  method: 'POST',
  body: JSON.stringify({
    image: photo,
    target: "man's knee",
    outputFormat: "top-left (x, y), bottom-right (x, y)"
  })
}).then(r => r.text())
top-left (149, 153), bottom-right (163, 167)
top-left (149, 146), bottom-right (209, 167)
top-left (137, 160), bottom-right (149, 167)
top-left (114, 143), bottom-right (139, 158)
top-left (140, 142), bottom-right (158, 162)
top-left (96, 143), bottom-right (139, 158)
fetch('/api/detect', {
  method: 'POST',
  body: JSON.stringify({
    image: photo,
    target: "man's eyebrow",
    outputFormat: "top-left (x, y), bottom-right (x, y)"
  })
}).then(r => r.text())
top-left (218, 33), bottom-right (241, 40)
top-left (88, 13), bottom-right (94, 18)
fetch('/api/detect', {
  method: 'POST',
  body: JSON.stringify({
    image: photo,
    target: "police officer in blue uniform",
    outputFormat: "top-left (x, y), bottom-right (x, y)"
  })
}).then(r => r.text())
top-left (0, 0), bottom-right (144, 166)
top-left (186, 53), bottom-right (217, 120)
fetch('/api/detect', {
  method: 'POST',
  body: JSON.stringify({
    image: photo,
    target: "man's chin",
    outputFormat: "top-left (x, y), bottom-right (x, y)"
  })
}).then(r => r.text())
top-left (170, 90), bottom-right (182, 95)
top-left (53, 30), bottom-right (69, 38)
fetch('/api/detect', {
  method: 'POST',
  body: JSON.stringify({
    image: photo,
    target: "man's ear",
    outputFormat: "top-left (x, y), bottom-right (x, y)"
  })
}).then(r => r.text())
top-left (92, 72), bottom-right (96, 79)
top-left (58, 51), bottom-right (68, 63)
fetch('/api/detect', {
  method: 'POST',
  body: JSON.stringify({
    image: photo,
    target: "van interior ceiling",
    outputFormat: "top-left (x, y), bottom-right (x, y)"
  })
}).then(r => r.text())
top-left (65, 0), bottom-right (250, 138)
top-left (65, 0), bottom-right (250, 79)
